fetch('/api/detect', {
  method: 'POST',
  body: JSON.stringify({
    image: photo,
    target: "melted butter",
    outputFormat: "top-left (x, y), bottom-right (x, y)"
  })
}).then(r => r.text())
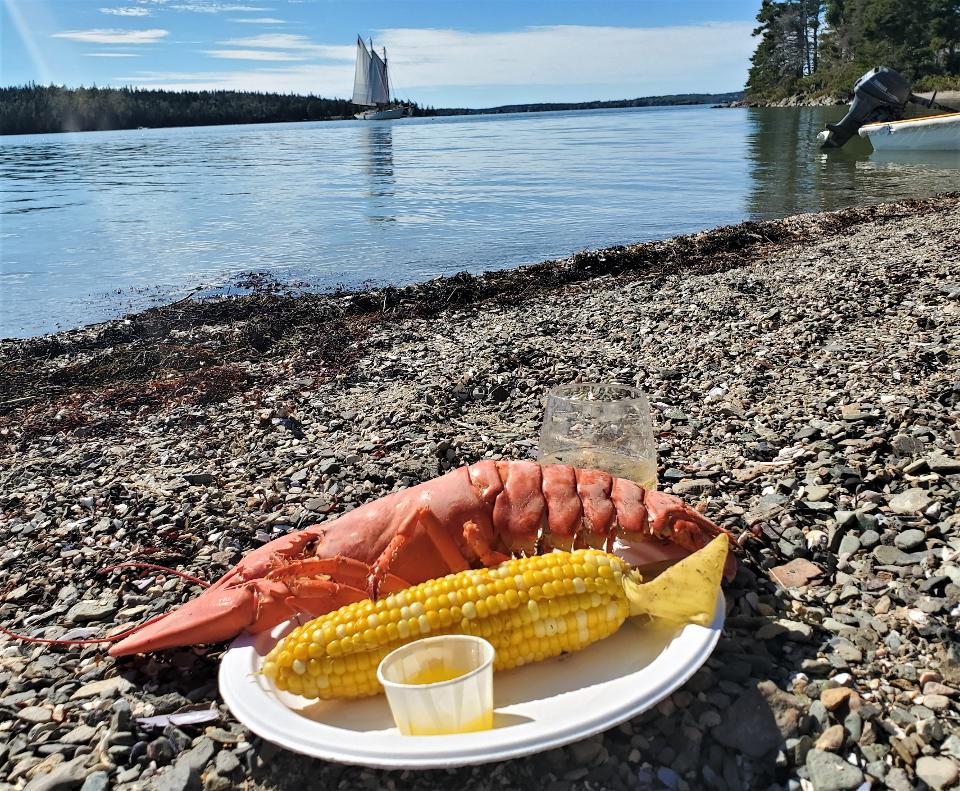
top-left (407, 710), bottom-right (493, 736)
top-left (403, 664), bottom-right (472, 685)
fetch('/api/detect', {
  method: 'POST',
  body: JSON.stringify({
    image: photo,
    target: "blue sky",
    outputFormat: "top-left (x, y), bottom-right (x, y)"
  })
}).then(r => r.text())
top-left (2, 1), bottom-right (759, 107)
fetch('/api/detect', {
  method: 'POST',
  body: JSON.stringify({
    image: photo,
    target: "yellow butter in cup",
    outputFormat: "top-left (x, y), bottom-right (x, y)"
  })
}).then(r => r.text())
top-left (377, 635), bottom-right (495, 736)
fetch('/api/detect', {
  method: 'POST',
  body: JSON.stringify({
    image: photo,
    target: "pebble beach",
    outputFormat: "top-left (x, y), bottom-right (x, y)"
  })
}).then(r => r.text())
top-left (1, 193), bottom-right (959, 791)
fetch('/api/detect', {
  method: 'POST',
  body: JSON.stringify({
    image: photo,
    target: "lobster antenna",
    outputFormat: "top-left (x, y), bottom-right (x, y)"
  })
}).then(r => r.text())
top-left (0, 612), bottom-right (170, 647)
top-left (0, 563), bottom-right (210, 648)
top-left (99, 562), bottom-right (211, 588)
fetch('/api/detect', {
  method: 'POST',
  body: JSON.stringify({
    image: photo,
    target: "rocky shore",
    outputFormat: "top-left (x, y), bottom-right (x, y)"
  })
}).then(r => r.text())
top-left (718, 90), bottom-right (960, 108)
top-left (2, 194), bottom-right (959, 791)
top-left (717, 95), bottom-right (847, 108)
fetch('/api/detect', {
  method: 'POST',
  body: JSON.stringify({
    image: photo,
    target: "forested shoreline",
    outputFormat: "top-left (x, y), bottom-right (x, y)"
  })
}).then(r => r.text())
top-left (425, 92), bottom-right (744, 116)
top-left (0, 85), bottom-right (419, 136)
top-left (0, 85), bottom-right (742, 136)
top-left (747, 0), bottom-right (960, 103)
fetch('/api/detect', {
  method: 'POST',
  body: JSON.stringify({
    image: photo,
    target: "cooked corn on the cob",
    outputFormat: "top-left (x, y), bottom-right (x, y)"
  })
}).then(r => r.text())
top-left (263, 549), bottom-right (629, 699)
top-left (263, 535), bottom-right (728, 700)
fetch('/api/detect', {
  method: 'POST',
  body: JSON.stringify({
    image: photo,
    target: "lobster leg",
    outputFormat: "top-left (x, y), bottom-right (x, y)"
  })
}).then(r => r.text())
top-left (462, 520), bottom-right (511, 567)
top-left (272, 556), bottom-right (411, 617)
top-left (267, 556), bottom-right (409, 595)
top-left (367, 506), bottom-right (472, 597)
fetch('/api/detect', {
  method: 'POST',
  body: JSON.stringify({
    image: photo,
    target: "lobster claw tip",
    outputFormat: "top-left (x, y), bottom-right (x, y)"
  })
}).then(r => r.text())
top-left (109, 585), bottom-right (258, 657)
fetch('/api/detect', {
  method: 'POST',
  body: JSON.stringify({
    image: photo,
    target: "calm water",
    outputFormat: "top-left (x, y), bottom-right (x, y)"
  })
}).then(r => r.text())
top-left (1, 105), bottom-right (958, 338)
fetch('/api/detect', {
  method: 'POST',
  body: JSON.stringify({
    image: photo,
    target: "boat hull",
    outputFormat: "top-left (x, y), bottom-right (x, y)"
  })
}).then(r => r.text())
top-left (859, 112), bottom-right (960, 151)
top-left (355, 107), bottom-right (405, 121)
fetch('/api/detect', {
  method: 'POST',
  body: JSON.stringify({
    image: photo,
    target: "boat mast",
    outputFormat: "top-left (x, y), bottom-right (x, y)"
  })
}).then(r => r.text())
top-left (383, 46), bottom-right (390, 104)
top-left (369, 38), bottom-right (380, 108)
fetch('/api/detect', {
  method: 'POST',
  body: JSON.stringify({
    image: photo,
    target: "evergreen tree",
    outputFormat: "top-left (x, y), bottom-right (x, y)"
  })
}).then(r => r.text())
top-left (0, 86), bottom-right (366, 135)
top-left (747, 1), bottom-right (825, 100)
top-left (746, 0), bottom-right (960, 101)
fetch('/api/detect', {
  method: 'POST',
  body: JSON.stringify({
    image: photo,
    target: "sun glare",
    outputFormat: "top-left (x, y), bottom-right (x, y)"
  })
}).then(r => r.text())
top-left (3, 0), bottom-right (53, 84)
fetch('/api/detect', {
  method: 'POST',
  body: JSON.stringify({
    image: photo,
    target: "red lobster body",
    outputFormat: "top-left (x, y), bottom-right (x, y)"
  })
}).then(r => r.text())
top-left (109, 460), bottom-right (731, 656)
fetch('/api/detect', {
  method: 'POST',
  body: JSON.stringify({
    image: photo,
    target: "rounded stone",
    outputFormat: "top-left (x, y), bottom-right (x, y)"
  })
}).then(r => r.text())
top-left (915, 756), bottom-right (959, 790)
top-left (894, 528), bottom-right (926, 551)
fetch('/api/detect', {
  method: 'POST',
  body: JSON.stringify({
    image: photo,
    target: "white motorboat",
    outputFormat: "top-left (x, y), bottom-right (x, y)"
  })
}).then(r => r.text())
top-left (859, 111), bottom-right (960, 151)
top-left (817, 66), bottom-right (958, 150)
top-left (353, 36), bottom-right (406, 121)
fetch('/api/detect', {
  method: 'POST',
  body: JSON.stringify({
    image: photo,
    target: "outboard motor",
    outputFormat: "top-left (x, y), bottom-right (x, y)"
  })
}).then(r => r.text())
top-left (817, 67), bottom-right (913, 148)
top-left (818, 66), bottom-right (958, 148)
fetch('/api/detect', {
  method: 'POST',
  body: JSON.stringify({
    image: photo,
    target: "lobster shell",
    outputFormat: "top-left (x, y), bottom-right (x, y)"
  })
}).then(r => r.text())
top-left (106, 460), bottom-right (732, 656)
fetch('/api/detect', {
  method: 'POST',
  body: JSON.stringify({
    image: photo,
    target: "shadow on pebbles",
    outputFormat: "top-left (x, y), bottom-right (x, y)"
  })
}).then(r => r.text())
top-left (1, 195), bottom-right (959, 791)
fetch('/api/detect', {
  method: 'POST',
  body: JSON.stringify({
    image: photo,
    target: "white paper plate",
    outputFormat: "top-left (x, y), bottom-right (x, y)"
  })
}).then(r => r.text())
top-left (219, 593), bottom-right (725, 769)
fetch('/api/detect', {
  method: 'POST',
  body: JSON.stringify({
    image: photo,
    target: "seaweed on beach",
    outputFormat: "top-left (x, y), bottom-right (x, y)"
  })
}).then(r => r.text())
top-left (355, 193), bottom-right (958, 315)
top-left (1, 364), bottom-right (251, 443)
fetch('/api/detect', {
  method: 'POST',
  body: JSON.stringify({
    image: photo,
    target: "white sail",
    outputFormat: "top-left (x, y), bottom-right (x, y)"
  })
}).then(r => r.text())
top-left (368, 46), bottom-right (390, 105)
top-left (352, 37), bottom-right (374, 106)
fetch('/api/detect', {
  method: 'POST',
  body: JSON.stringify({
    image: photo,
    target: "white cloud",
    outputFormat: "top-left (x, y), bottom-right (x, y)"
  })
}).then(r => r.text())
top-left (113, 23), bottom-right (754, 101)
top-left (134, 1), bottom-right (269, 10)
top-left (100, 7), bottom-right (151, 16)
top-left (378, 24), bottom-right (754, 92)
top-left (114, 64), bottom-right (351, 92)
top-left (167, 3), bottom-right (269, 12)
top-left (205, 49), bottom-right (307, 61)
top-left (85, 52), bottom-right (140, 57)
top-left (229, 17), bottom-right (287, 24)
top-left (219, 33), bottom-right (352, 60)
top-left (53, 28), bottom-right (169, 45)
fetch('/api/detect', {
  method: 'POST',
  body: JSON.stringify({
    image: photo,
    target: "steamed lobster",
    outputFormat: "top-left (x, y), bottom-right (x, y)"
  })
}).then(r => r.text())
top-left (90, 460), bottom-right (732, 656)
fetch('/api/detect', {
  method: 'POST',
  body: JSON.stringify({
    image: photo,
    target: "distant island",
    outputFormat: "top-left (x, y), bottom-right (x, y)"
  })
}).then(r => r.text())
top-left (426, 92), bottom-right (745, 116)
top-left (0, 84), bottom-right (743, 136)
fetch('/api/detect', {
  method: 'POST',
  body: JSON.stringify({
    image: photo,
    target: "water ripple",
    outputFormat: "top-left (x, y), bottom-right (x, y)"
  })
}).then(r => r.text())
top-left (1, 106), bottom-right (958, 337)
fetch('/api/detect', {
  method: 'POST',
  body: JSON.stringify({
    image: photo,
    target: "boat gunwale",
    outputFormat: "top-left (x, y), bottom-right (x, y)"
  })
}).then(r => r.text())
top-left (859, 111), bottom-right (960, 131)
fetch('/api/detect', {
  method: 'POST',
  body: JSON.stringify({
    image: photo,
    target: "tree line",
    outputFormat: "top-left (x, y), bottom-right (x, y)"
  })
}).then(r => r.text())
top-left (0, 84), bottom-right (430, 136)
top-left (0, 84), bottom-right (745, 136)
top-left (426, 92), bottom-right (744, 116)
top-left (747, 0), bottom-right (960, 102)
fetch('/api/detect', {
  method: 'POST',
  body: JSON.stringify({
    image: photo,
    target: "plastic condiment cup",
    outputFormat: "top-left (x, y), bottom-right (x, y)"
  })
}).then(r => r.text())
top-left (376, 635), bottom-right (495, 736)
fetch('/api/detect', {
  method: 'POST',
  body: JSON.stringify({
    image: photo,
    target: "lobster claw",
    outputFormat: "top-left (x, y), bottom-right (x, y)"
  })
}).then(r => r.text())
top-left (108, 556), bottom-right (411, 657)
top-left (109, 583), bottom-right (261, 657)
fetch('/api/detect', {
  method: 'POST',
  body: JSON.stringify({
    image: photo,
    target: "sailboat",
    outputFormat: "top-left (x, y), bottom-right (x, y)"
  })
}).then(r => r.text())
top-left (352, 36), bottom-right (405, 120)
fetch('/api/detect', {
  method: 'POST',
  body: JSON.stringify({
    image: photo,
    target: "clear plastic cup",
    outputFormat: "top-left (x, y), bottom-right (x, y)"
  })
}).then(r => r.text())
top-left (539, 382), bottom-right (657, 490)
top-left (376, 635), bottom-right (495, 736)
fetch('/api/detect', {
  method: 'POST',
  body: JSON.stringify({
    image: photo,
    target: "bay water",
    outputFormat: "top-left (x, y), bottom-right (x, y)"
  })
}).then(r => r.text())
top-left (2, 105), bottom-right (958, 338)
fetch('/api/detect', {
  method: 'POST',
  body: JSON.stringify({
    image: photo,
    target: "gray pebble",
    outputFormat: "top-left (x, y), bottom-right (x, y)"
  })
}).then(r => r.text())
top-left (80, 772), bottom-right (110, 791)
top-left (215, 750), bottom-right (240, 775)
top-left (894, 528), bottom-right (926, 551)
top-left (805, 749), bottom-right (864, 790)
